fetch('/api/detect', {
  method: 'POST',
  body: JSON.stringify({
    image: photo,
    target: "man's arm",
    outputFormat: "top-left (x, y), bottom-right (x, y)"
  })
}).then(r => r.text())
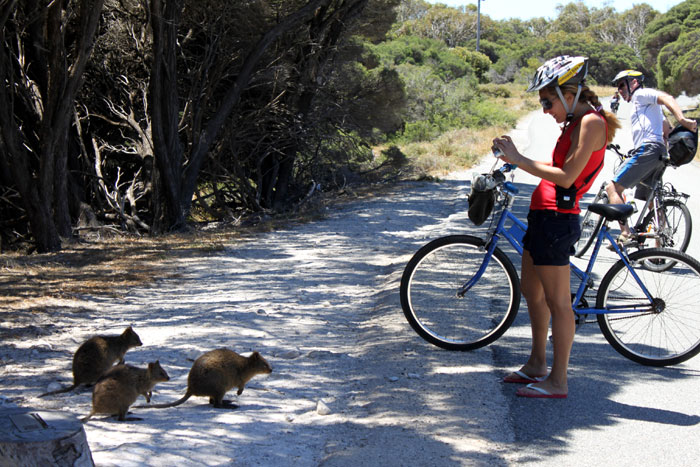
top-left (657, 92), bottom-right (698, 132)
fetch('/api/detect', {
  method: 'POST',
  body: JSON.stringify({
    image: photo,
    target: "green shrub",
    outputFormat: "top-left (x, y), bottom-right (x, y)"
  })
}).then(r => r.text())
top-left (453, 48), bottom-right (492, 82)
top-left (479, 83), bottom-right (512, 98)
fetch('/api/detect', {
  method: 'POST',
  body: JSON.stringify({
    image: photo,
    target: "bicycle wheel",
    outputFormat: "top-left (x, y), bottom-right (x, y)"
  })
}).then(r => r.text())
top-left (400, 235), bottom-right (520, 351)
top-left (575, 190), bottom-right (607, 257)
top-left (638, 199), bottom-right (692, 252)
top-left (596, 248), bottom-right (700, 366)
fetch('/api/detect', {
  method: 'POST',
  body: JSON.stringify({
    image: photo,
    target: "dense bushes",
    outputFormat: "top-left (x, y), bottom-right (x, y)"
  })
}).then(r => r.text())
top-left (370, 35), bottom-right (518, 143)
top-left (642, 0), bottom-right (700, 95)
top-left (3, 0), bottom-right (698, 251)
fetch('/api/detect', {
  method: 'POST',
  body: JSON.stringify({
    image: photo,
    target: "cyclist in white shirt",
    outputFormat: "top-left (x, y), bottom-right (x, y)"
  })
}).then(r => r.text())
top-left (606, 70), bottom-right (697, 245)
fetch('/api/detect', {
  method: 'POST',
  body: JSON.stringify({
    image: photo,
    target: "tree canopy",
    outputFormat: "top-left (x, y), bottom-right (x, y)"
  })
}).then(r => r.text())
top-left (642, 0), bottom-right (700, 95)
top-left (1, 0), bottom-right (698, 253)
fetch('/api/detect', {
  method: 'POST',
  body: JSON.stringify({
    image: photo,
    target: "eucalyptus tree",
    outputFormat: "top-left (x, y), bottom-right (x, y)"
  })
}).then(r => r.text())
top-left (589, 4), bottom-right (658, 58)
top-left (148, 0), bottom-right (396, 230)
top-left (641, 0), bottom-right (700, 95)
top-left (0, 0), bottom-right (105, 252)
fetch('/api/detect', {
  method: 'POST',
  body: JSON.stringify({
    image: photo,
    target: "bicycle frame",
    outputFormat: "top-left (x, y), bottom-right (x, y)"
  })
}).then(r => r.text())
top-left (630, 168), bottom-right (665, 232)
top-left (608, 145), bottom-right (689, 240)
top-left (458, 181), bottom-right (655, 316)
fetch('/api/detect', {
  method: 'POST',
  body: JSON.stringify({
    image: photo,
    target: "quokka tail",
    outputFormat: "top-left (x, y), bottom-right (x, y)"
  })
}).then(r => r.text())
top-left (134, 392), bottom-right (191, 409)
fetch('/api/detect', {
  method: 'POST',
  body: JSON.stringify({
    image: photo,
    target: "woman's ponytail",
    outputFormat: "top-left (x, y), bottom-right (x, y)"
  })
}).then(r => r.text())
top-left (583, 88), bottom-right (621, 143)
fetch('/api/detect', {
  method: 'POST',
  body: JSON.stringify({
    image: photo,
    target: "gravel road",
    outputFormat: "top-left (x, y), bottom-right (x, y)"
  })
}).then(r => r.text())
top-left (3, 96), bottom-right (700, 466)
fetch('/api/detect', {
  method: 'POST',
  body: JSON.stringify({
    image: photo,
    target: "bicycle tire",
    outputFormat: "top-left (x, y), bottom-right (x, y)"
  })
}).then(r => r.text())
top-left (400, 235), bottom-right (520, 351)
top-left (596, 248), bottom-right (700, 366)
top-left (575, 190), bottom-right (607, 257)
top-left (638, 199), bottom-right (692, 252)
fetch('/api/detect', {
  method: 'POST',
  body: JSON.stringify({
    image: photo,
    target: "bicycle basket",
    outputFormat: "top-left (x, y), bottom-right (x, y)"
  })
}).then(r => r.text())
top-left (667, 124), bottom-right (698, 167)
top-left (468, 173), bottom-right (497, 226)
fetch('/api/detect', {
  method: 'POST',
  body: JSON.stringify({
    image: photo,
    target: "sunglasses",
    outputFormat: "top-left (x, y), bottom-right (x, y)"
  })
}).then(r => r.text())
top-left (539, 97), bottom-right (556, 110)
top-left (617, 82), bottom-right (627, 90)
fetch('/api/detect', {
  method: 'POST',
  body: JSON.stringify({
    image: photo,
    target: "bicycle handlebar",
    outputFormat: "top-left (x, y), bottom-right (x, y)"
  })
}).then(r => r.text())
top-left (491, 163), bottom-right (519, 195)
top-left (606, 143), bottom-right (630, 159)
top-left (493, 163), bottom-right (517, 177)
top-left (607, 143), bottom-right (677, 167)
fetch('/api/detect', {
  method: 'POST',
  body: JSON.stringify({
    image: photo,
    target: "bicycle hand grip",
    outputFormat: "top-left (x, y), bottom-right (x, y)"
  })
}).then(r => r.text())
top-left (504, 181), bottom-right (519, 194)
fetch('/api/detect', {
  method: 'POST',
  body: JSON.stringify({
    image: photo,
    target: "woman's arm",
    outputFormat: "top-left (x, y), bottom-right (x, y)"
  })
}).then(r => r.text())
top-left (493, 113), bottom-right (606, 187)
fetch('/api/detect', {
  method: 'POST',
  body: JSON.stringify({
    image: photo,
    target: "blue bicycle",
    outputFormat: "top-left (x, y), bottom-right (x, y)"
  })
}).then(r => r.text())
top-left (400, 163), bottom-right (700, 366)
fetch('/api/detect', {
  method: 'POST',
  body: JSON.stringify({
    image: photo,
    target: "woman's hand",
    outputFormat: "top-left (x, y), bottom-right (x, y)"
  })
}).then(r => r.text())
top-left (491, 135), bottom-right (522, 165)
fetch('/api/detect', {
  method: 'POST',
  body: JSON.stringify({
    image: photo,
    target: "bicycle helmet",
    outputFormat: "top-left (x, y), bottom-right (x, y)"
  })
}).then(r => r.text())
top-left (612, 70), bottom-right (644, 98)
top-left (526, 55), bottom-right (588, 92)
top-left (612, 70), bottom-right (644, 86)
top-left (527, 55), bottom-right (589, 123)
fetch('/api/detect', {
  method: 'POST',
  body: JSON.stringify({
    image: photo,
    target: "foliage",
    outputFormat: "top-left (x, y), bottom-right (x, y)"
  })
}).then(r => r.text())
top-left (479, 83), bottom-right (512, 98)
top-left (642, 0), bottom-right (700, 95)
top-left (3, 0), bottom-right (700, 251)
top-left (534, 31), bottom-right (648, 85)
top-left (0, 0), bottom-right (105, 252)
top-left (453, 47), bottom-right (492, 82)
top-left (392, 1), bottom-right (477, 47)
top-left (370, 35), bottom-right (514, 142)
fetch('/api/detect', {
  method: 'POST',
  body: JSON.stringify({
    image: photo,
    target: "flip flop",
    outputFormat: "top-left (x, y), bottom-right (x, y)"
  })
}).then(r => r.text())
top-left (502, 370), bottom-right (546, 384)
top-left (516, 383), bottom-right (567, 399)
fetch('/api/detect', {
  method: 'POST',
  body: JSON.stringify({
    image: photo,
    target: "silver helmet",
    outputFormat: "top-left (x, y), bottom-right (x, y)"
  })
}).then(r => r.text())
top-left (527, 55), bottom-right (588, 93)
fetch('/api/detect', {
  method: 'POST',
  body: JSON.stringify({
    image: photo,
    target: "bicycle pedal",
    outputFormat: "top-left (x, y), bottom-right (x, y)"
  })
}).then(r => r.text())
top-left (575, 314), bottom-right (588, 330)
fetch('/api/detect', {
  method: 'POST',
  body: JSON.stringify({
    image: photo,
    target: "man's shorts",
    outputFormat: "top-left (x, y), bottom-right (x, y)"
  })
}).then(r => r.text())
top-left (523, 210), bottom-right (580, 266)
top-left (613, 142), bottom-right (666, 189)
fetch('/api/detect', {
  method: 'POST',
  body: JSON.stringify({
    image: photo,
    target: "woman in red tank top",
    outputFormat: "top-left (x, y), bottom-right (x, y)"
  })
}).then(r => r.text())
top-left (492, 56), bottom-right (620, 398)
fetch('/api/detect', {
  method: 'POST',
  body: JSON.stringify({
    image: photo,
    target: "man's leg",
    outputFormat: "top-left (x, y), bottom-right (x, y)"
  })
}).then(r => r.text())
top-left (606, 180), bottom-right (632, 236)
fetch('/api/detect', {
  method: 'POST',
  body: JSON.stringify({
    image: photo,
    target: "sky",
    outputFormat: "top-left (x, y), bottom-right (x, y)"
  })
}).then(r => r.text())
top-left (424, 0), bottom-right (685, 21)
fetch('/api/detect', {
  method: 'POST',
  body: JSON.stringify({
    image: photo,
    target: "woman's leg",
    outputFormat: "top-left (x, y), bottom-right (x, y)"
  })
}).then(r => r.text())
top-left (513, 249), bottom-right (551, 378)
top-left (519, 263), bottom-right (574, 396)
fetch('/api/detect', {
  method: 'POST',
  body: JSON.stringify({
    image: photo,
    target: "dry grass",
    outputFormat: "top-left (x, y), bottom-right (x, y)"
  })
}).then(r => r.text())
top-left (0, 232), bottom-right (229, 311)
top-left (400, 124), bottom-right (512, 176)
top-left (593, 85), bottom-right (616, 97)
top-left (399, 85), bottom-right (539, 177)
top-left (397, 86), bottom-right (627, 179)
top-left (2, 84), bottom-right (612, 312)
top-left (0, 186), bottom-right (400, 313)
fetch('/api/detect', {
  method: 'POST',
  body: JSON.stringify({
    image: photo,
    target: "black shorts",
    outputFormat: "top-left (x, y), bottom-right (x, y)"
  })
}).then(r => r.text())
top-left (522, 210), bottom-right (581, 266)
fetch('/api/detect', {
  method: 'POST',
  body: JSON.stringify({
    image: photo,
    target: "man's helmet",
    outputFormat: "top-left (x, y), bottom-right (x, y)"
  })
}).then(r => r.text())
top-left (526, 55), bottom-right (589, 93)
top-left (612, 70), bottom-right (644, 86)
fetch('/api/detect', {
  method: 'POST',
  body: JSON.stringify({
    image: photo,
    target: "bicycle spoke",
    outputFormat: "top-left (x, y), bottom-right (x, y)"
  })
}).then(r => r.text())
top-left (597, 249), bottom-right (700, 366)
top-left (400, 236), bottom-right (520, 351)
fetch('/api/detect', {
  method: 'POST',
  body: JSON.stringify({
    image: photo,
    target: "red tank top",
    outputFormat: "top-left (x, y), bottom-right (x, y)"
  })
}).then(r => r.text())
top-left (530, 110), bottom-right (607, 214)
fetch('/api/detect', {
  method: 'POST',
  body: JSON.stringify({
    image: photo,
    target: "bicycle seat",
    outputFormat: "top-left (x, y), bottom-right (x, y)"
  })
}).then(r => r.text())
top-left (588, 203), bottom-right (635, 222)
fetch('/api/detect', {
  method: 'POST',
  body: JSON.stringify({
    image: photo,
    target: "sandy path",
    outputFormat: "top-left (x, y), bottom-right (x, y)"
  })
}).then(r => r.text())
top-left (3, 155), bottom-right (519, 465)
top-left (7, 94), bottom-right (699, 466)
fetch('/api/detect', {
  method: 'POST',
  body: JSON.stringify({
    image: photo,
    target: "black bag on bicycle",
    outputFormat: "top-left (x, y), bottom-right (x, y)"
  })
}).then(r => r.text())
top-left (468, 174), bottom-right (496, 226)
top-left (667, 124), bottom-right (698, 167)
